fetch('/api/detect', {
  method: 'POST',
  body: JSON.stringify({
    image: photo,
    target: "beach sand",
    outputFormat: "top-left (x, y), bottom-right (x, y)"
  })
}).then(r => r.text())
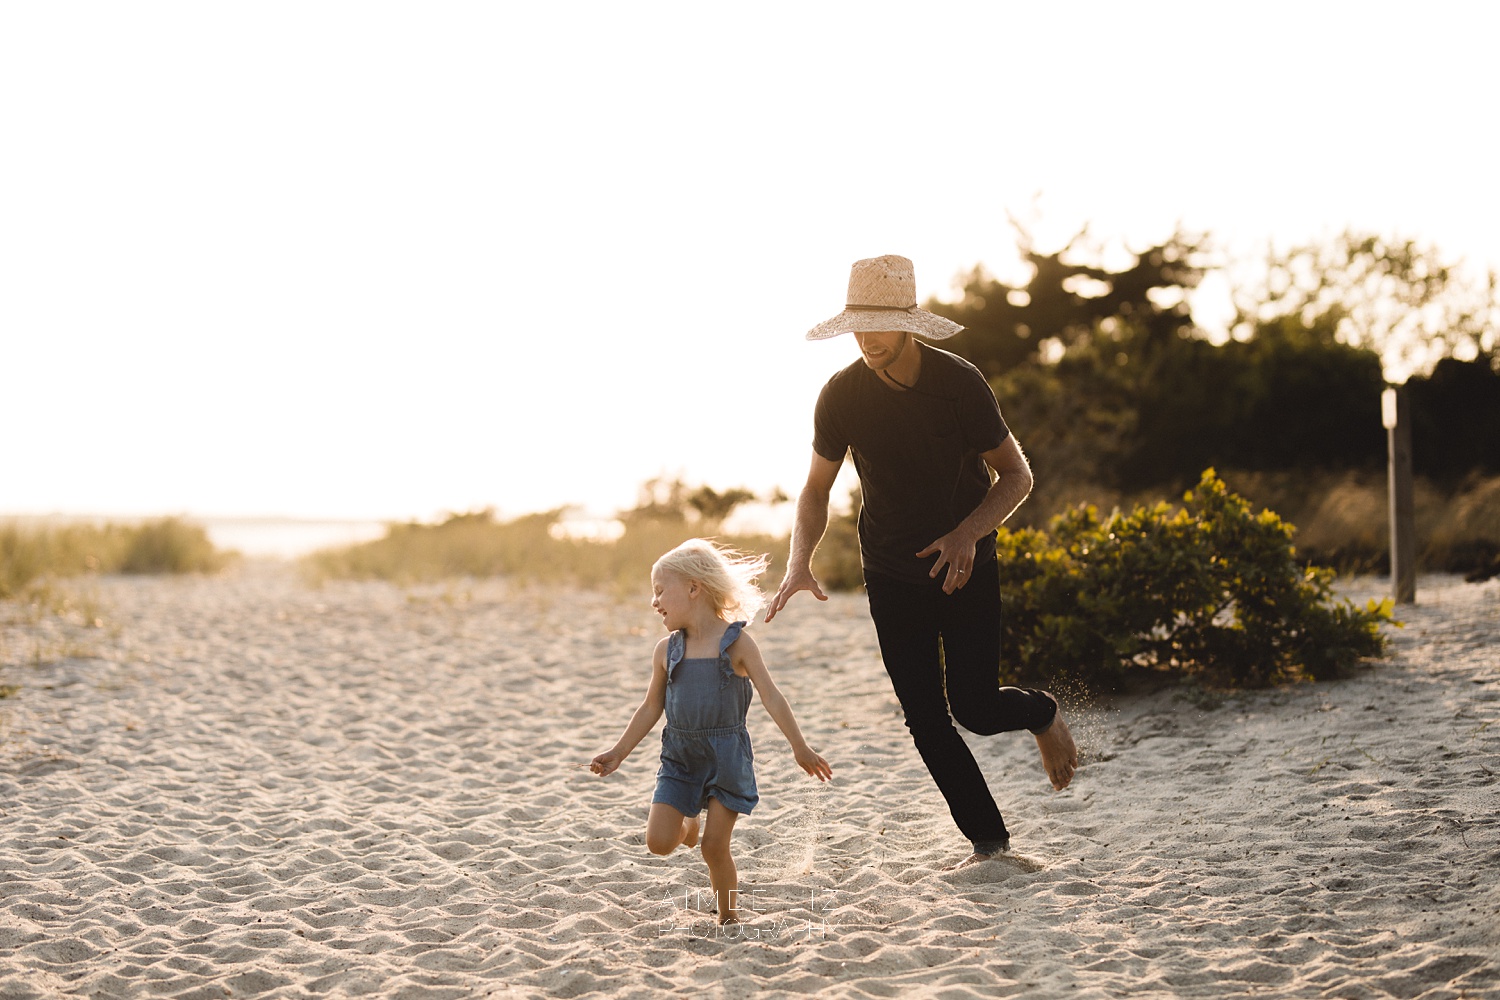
top-left (1, 565), bottom-right (1496, 999)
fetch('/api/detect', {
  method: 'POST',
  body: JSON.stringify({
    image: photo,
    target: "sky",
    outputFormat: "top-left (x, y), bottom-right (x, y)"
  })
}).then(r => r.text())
top-left (5, 1), bottom-right (1497, 525)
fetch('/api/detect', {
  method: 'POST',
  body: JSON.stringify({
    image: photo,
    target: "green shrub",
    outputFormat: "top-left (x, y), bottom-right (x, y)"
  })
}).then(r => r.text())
top-left (996, 470), bottom-right (1393, 689)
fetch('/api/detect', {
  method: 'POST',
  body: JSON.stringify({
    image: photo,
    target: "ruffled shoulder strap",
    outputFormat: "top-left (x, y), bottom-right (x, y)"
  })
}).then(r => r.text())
top-left (718, 621), bottom-right (747, 658)
top-left (716, 621), bottom-right (747, 684)
top-left (665, 630), bottom-right (687, 680)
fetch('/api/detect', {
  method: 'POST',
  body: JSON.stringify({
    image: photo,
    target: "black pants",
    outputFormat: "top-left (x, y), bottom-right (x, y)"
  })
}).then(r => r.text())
top-left (864, 558), bottom-right (1055, 853)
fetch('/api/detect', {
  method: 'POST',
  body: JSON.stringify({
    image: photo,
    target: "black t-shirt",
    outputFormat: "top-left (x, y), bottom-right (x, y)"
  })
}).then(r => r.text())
top-left (812, 343), bottom-right (1011, 584)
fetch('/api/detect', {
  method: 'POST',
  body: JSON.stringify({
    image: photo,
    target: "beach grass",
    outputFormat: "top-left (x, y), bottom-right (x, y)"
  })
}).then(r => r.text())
top-left (0, 517), bottom-right (234, 599)
top-left (302, 509), bottom-right (788, 596)
top-left (1208, 469), bottom-right (1500, 579)
top-left (1010, 470), bottom-right (1500, 580)
top-left (300, 471), bottom-right (1500, 597)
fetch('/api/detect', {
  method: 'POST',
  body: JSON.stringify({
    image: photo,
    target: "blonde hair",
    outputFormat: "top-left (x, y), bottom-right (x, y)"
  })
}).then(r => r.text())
top-left (653, 538), bottom-right (770, 623)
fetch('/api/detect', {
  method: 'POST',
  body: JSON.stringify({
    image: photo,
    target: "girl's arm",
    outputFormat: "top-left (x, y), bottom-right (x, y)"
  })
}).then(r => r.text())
top-left (733, 634), bottom-right (832, 782)
top-left (590, 638), bottom-right (669, 777)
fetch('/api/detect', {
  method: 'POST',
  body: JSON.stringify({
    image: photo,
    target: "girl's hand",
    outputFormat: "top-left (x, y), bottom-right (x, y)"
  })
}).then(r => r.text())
top-left (590, 750), bottom-right (624, 776)
top-left (794, 745), bottom-right (832, 782)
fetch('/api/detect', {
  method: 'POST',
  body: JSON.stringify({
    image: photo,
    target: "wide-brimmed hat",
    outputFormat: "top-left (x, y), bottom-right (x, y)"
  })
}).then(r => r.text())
top-left (806, 254), bottom-right (963, 341)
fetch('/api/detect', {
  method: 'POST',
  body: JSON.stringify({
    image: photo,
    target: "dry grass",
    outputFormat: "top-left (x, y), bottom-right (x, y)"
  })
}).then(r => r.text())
top-left (1, 518), bottom-right (234, 599)
top-left (0, 580), bottom-right (119, 714)
top-left (1216, 470), bottom-right (1500, 577)
top-left (296, 473), bottom-right (1500, 590)
top-left (1005, 470), bottom-right (1500, 580)
top-left (301, 510), bottom-right (788, 596)
top-left (1, 520), bottom-right (190, 711)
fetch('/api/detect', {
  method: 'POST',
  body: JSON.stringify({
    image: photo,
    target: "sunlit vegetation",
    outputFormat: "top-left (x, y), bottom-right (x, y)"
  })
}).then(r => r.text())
top-left (304, 471), bottom-right (1398, 691)
top-left (1, 518), bottom-right (233, 599)
top-left (1199, 470), bottom-right (1500, 582)
top-left (308, 222), bottom-right (1500, 604)
top-left (994, 471), bottom-right (1392, 690)
top-left (6, 225), bottom-right (1488, 694)
top-left (302, 479), bottom-right (785, 594)
top-left (0, 582), bottom-right (116, 677)
top-left (925, 224), bottom-right (1498, 582)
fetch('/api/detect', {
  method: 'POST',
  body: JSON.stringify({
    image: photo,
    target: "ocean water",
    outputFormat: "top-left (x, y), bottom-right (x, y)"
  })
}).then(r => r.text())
top-left (202, 519), bottom-right (388, 559)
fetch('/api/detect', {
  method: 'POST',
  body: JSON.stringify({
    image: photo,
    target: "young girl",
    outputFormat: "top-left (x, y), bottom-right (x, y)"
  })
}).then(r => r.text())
top-left (591, 538), bottom-right (832, 925)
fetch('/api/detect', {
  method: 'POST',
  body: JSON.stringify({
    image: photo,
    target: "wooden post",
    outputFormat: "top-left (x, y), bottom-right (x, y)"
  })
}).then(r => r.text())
top-left (1383, 386), bottom-right (1416, 604)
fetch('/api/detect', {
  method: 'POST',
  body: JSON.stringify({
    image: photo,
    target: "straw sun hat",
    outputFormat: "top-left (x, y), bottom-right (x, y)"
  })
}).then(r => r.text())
top-left (806, 254), bottom-right (964, 341)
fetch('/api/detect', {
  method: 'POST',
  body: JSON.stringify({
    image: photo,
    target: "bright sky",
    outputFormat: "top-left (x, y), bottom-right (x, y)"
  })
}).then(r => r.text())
top-left (5, 2), bottom-right (1496, 523)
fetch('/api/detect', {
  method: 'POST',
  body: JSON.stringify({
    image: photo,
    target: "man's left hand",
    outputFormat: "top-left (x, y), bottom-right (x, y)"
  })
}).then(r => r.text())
top-left (916, 528), bottom-right (980, 594)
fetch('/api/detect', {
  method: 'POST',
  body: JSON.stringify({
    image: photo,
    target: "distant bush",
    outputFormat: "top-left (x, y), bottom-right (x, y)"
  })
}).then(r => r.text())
top-left (811, 490), bottom-right (864, 593)
top-left (116, 518), bottom-right (229, 575)
top-left (0, 518), bottom-right (232, 598)
top-left (995, 470), bottom-right (1392, 690)
top-left (980, 462), bottom-right (1500, 580)
top-left (1201, 469), bottom-right (1500, 581)
top-left (1408, 357), bottom-right (1500, 481)
top-left (1118, 329), bottom-right (1388, 489)
top-left (304, 508), bottom-right (784, 595)
top-left (305, 510), bottom-right (570, 583)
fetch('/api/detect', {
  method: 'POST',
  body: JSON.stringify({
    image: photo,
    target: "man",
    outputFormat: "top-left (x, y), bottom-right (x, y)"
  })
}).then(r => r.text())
top-left (765, 254), bottom-right (1077, 869)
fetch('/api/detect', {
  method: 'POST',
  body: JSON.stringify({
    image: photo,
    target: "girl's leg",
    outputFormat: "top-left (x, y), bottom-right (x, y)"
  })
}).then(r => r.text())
top-left (645, 802), bottom-right (700, 856)
top-left (699, 798), bottom-right (741, 924)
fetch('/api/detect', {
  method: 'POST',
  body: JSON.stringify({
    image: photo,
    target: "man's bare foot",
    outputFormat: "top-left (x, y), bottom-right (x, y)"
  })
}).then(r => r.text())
top-left (682, 814), bottom-right (700, 849)
top-left (717, 913), bottom-right (740, 927)
top-left (1034, 695), bottom-right (1079, 790)
top-left (942, 851), bottom-right (999, 871)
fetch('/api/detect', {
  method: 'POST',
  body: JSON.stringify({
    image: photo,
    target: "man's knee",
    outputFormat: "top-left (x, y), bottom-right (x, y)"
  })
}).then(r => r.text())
top-left (950, 702), bottom-right (1005, 736)
top-left (950, 686), bottom-right (1051, 736)
top-left (899, 701), bottom-right (963, 746)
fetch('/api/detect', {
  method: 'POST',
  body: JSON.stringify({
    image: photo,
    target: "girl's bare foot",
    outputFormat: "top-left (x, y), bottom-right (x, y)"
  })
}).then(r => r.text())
top-left (682, 814), bottom-right (700, 849)
top-left (1033, 697), bottom-right (1078, 790)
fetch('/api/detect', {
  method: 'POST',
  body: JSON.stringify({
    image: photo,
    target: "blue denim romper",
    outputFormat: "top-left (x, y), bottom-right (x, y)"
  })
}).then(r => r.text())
top-left (652, 621), bottom-right (758, 817)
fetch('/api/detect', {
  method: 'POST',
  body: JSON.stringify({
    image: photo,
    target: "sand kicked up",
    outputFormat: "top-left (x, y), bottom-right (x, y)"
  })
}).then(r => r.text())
top-left (1, 565), bottom-right (1497, 999)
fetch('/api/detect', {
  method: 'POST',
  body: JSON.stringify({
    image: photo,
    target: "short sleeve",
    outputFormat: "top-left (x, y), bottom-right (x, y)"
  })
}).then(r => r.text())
top-left (811, 378), bottom-right (849, 463)
top-left (959, 366), bottom-right (1009, 454)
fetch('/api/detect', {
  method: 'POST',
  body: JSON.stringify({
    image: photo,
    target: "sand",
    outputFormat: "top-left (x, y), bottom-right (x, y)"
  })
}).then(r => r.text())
top-left (1, 564), bottom-right (1496, 999)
